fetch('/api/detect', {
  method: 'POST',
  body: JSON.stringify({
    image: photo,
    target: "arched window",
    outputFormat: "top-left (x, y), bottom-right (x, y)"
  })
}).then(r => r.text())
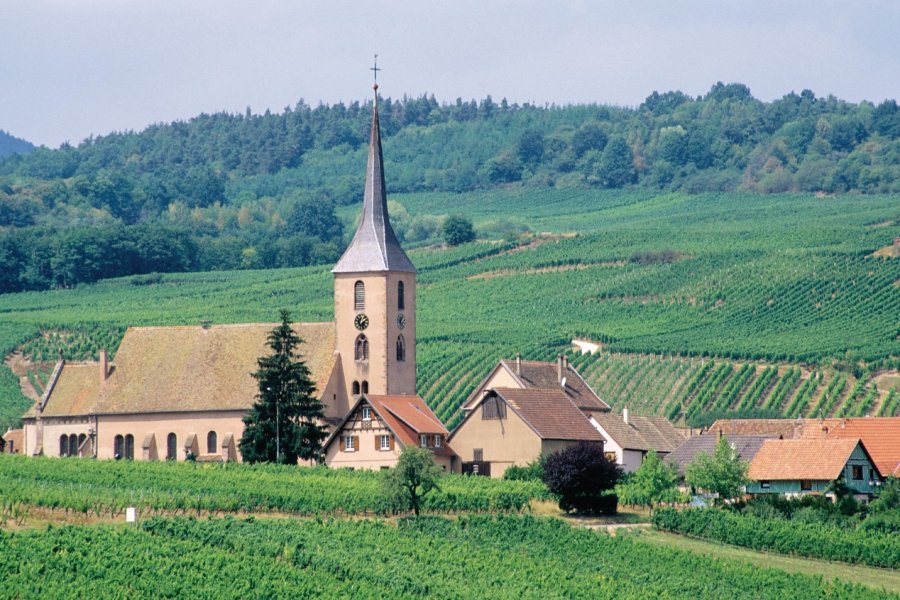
top-left (69, 434), bottom-right (78, 457)
top-left (355, 334), bottom-right (369, 361)
top-left (78, 433), bottom-right (87, 453)
top-left (60, 435), bottom-right (68, 457)
top-left (398, 281), bottom-right (405, 310)
top-left (124, 434), bottom-right (135, 460)
top-left (396, 335), bottom-right (406, 362)
top-left (114, 435), bottom-right (124, 460)
top-left (354, 281), bottom-right (365, 311)
top-left (352, 381), bottom-right (360, 395)
top-left (361, 380), bottom-right (369, 394)
top-left (207, 431), bottom-right (217, 454)
top-left (166, 433), bottom-right (177, 461)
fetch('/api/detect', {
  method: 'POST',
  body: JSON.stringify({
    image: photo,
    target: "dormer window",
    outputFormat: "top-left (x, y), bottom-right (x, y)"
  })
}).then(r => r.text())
top-left (362, 406), bottom-right (371, 421)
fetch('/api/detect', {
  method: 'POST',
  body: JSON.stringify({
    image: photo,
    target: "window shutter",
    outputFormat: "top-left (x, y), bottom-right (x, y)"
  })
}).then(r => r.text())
top-left (353, 436), bottom-right (359, 451)
top-left (340, 436), bottom-right (346, 452)
top-left (389, 435), bottom-right (395, 450)
top-left (374, 435), bottom-right (380, 451)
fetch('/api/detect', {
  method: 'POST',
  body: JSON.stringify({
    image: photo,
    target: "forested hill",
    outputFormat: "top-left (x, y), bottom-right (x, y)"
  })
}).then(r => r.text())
top-left (0, 130), bottom-right (33, 160)
top-left (1, 82), bottom-right (899, 294)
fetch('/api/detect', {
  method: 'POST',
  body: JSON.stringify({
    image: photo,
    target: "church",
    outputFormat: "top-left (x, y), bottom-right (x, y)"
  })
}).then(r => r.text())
top-left (21, 82), bottom-right (453, 469)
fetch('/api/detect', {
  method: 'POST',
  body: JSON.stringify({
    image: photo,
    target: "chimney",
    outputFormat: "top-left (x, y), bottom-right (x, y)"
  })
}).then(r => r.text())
top-left (99, 349), bottom-right (108, 384)
top-left (557, 354), bottom-right (563, 384)
top-left (623, 406), bottom-right (629, 425)
top-left (515, 353), bottom-right (521, 376)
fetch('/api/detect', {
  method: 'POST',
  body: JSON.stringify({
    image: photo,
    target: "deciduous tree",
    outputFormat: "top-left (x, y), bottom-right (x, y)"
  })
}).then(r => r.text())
top-left (383, 446), bottom-right (443, 516)
top-left (685, 436), bottom-right (749, 503)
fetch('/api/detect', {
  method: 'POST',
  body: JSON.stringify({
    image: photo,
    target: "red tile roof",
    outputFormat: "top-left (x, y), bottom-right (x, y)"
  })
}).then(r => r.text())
top-left (824, 418), bottom-right (900, 478)
top-left (748, 438), bottom-right (867, 481)
top-left (493, 388), bottom-right (604, 442)
top-left (335, 395), bottom-right (454, 457)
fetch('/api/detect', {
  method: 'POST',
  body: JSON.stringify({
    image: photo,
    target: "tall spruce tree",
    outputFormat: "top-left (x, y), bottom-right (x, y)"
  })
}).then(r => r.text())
top-left (240, 309), bottom-right (327, 463)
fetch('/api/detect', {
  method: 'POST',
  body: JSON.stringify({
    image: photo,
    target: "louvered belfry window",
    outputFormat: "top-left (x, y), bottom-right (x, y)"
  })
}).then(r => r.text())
top-left (354, 281), bottom-right (365, 310)
top-left (398, 281), bottom-right (405, 310)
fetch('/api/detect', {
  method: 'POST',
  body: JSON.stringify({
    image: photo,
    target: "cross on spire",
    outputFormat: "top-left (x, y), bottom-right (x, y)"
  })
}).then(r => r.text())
top-left (370, 54), bottom-right (381, 87)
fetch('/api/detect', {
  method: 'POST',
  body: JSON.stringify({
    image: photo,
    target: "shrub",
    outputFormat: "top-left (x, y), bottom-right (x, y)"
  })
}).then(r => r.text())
top-left (542, 441), bottom-right (620, 514)
top-left (503, 456), bottom-right (545, 482)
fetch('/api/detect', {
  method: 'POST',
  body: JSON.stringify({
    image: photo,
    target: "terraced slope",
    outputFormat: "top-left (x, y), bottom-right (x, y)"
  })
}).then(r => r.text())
top-left (1, 190), bottom-right (898, 429)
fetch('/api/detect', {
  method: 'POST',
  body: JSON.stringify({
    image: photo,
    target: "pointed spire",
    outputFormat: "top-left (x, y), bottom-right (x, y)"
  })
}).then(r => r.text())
top-left (333, 82), bottom-right (415, 274)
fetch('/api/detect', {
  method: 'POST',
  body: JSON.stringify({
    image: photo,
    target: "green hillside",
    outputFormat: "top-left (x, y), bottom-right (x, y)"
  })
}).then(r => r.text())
top-left (2, 86), bottom-right (900, 295)
top-left (0, 130), bottom-right (33, 160)
top-left (1, 189), bottom-right (898, 429)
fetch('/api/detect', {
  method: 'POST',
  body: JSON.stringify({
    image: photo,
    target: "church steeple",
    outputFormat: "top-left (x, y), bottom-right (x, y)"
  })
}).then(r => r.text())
top-left (332, 83), bottom-right (416, 274)
top-left (331, 73), bottom-right (418, 401)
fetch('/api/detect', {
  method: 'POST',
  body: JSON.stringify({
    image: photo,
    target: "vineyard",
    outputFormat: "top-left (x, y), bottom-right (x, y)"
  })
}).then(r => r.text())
top-left (0, 454), bottom-right (548, 520)
top-left (0, 514), bottom-right (893, 599)
top-left (1, 189), bottom-right (898, 429)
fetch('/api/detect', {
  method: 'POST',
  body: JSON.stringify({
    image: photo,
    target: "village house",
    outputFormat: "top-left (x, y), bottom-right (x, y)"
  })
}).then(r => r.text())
top-left (324, 394), bottom-right (453, 471)
top-left (709, 417), bottom-right (900, 477)
top-left (450, 354), bottom-right (685, 476)
top-left (449, 387), bottom-right (604, 478)
top-left (3, 427), bottom-right (23, 454)
top-left (664, 433), bottom-right (771, 478)
top-left (588, 407), bottom-right (689, 472)
top-left (746, 438), bottom-right (882, 498)
top-left (20, 82), bottom-right (450, 470)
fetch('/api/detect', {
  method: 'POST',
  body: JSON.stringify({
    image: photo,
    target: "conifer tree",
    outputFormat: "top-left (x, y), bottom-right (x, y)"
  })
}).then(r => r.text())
top-left (240, 309), bottom-right (327, 463)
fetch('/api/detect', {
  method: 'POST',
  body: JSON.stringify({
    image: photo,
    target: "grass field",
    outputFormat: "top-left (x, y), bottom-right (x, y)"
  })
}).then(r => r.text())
top-left (638, 529), bottom-right (900, 595)
top-left (1, 189), bottom-right (898, 428)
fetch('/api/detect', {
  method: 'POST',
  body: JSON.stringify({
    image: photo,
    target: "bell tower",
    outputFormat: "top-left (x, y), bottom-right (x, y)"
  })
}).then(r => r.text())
top-left (332, 80), bottom-right (417, 399)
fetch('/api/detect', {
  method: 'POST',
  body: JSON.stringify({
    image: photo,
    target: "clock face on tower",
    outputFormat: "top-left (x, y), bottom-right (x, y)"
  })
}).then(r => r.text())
top-left (396, 313), bottom-right (406, 330)
top-left (354, 313), bottom-right (369, 330)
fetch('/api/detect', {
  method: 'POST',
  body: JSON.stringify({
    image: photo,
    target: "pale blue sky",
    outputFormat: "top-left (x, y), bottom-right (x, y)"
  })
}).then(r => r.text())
top-left (3, 0), bottom-right (898, 147)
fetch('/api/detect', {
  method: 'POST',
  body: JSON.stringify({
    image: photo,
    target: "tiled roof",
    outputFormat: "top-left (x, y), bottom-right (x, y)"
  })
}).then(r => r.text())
top-left (82, 322), bottom-right (335, 415)
top-left (27, 363), bottom-right (101, 418)
top-left (589, 412), bottom-right (689, 452)
top-left (3, 428), bottom-right (23, 450)
top-left (332, 95), bottom-right (415, 274)
top-left (748, 438), bottom-right (865, 481)
top-left (461, 359), bottom-right (610, 413)
top-left (369, 395), bottom-right (448, 436)
top-left (513, 360), bottom-right (609, 411)
top-left (824, 417), bottom-right (900, 478)
top-left (708, 419), bottom-right (802, 439)
top-left (493, 388), bottom-right (604, 442)
top-left (665, 434), bottom-right (770, 476)
top-left (326, 394), bottom-right (454, 456)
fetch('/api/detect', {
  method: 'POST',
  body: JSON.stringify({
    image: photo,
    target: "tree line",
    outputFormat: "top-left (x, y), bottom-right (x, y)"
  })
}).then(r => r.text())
top-left (1, 82), bottom-right (898, 293)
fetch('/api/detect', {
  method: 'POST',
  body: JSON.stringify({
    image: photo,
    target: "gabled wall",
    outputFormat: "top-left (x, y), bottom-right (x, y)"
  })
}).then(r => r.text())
top-left (325, 401), bottom-right (402, 470)
top-left (449, 400), bottom-right (542, 478)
